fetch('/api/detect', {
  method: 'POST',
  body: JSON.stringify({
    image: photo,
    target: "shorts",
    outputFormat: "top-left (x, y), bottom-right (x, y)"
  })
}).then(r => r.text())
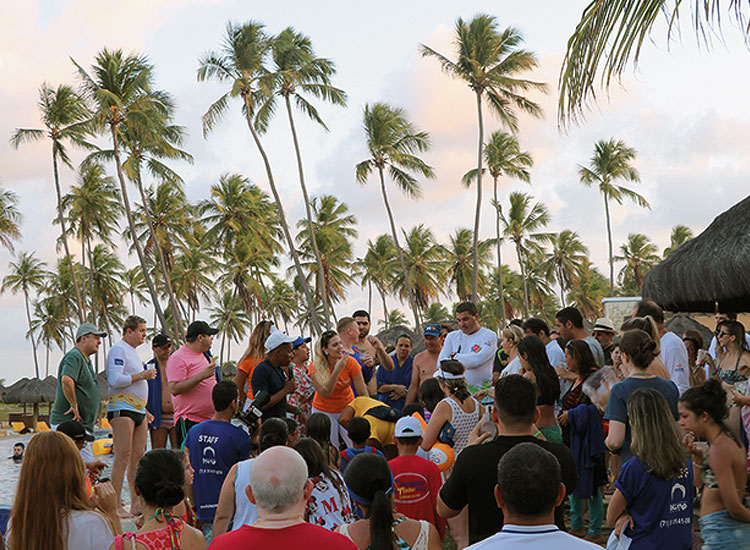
top-left (699, 510), bottom-right (750, 549)
top-left (107, 409), bottom-right (146, 427)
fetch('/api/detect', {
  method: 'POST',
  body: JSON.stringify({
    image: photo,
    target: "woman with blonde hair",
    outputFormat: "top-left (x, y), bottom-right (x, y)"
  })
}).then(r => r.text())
top-left (235, 320), bottom-right (274, 409)
top-left (496, 324), bottom-right (524, 381)
top-left (308, 329), bottom-right (368, 448)
top-left (6, 431), bottom-right (121, 550)
top-left (620, 316), bottom-right (670, 380)
top-left (607, 388), bottom-right (693, 548)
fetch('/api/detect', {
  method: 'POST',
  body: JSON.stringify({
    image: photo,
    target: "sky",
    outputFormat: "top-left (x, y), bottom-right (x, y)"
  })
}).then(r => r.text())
top-left (1, 0), bottom-right (749, 385)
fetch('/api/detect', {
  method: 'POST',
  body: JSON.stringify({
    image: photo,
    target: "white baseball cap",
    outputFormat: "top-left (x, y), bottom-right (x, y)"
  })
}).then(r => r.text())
top-left (394, 416), bottom-right (424, 438)
top-left (264, 331), bottom-right (296, 353)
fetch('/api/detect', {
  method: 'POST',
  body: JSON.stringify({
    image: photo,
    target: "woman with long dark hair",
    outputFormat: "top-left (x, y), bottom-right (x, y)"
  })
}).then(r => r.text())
top-left (7, 431), bottom-right (120, 550)
top-left (607, 388), bottom-right (693, 548)
top-left (337, 453), bottom-right (440, 550)
top-left (294, 438), bottom-right (353, 531)
top-left (680, 379), bottom-right (750, 546)
top-left (110, 449), bottom-right (206, 549)
top-left (557, 340), bottom-right (597, 444)
top-left (517, 335), bottom-right (561, 443)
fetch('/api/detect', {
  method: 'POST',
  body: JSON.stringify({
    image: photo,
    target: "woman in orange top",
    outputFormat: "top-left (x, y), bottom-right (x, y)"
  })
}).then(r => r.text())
top-left (235, 320), bottom-right (273, 409)
top-left (309, 329), bottom-right (368, 448)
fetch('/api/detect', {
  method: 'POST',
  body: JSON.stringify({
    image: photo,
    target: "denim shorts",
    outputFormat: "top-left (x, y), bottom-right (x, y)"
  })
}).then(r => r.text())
top-left (699, 510), bottom-right (750, 549)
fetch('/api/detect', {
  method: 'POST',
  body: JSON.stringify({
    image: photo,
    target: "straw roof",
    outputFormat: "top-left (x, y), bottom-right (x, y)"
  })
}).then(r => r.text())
top-left (664, 314), bottom-right (713, 349)
top-left (3, 377), bottom-right (56, 404)
top-left (376, 326), bottom-right (426, 355)
top-left (643, 195), bottom-right (750, 312)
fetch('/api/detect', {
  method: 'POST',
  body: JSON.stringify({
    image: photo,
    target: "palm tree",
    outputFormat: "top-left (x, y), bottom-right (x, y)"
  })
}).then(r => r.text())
top-left (465, 131), bottom-right (533, 322)
top-left (663, 225), bottom-right (693, 257)
top-left (615, 233), bottom-right (660, 295)
top-left (499, 191), bottom-right (552, 317)
top-left (355, 102), bottom-right (434, 331)
top-left (62, 162), bottom-right (122, 318)
top-left (72, 49), bottom-right (172, 335)
top-left (0, 187), bottom-right (22, 252)
top-left (361, 235), bottom-right (398, 329)
top-left (122, 266), bottom-right (148, 315)
top-left (394, 225), bottom-right (446, 324)
top-left (30, 297), bottom-right (67, 377)
top-left (481, 265), bottom-right (525, 323)
top-left (264, 277), bottom-right (298, 333)
top-left (567, 261), bottom-right (609, 320)
top-left (295, 195), bottom-right (358, 310)
top-left (260, 27), bottom-right (348, 325)
top-left (423, 303), bottom-right (451, 325)
top-left (209, 290), bottom-right (251, 365)
top-left (559, 1), bottom-right (750, 126)
top-left (10, 83), bottom-right (93, 320)
top-left (421, 14), bottom-right (546, 301)
top-left (543, 230), bottom-right (589, 307)
top-left (2, 252), bottom-right (47, 378)
top-left (379, 309), bottom-right (410, 330)
top-left (578, 138), bottom-right (649, 295)
top-left (88, 244), bottom-right (127, 342)
top-left (197, 20), bottom-right (322, 335)
top-left (443, 228), bottom-right (493, 302)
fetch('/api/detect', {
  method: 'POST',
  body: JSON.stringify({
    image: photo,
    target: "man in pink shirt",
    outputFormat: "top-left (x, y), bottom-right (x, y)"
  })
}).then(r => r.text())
top-left (167, 320), bottom-right (219, 445)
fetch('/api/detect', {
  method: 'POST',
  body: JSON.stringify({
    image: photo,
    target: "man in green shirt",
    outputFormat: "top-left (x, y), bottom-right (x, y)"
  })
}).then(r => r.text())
top-left (50, 323), bottom-right (107, 461)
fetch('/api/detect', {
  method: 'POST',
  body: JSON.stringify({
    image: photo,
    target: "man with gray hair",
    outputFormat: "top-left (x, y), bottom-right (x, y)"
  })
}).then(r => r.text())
top-left (466, 443), bottom-right (599, 549)
top-left (208, 446), bottom-right (356, 549)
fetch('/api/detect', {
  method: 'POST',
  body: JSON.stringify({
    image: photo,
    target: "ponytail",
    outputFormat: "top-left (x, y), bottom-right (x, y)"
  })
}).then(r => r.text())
top-left (343, 453), bottom-right (395, 550)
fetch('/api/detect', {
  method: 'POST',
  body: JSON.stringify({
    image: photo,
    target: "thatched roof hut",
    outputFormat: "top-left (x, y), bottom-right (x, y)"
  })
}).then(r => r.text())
top-left (4, 377), bottom-right (57, 430)
top-left (643, 196), bottom-right (750, 312)
top-left (376, 326), bottom-right (425, 355)
top-left (664, 314), bottom-right (713, 349)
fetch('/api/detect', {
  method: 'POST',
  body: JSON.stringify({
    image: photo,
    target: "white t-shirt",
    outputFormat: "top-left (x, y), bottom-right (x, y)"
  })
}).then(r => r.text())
top-left (500, 356), bottom-right (522, 378)
top-left (6, 510), bottom-right (114, 550)
top-left (438, 327), bottom-right (498, 387)
top-left (106, 339), bottom-right (148, 413)
top-left (465, 524), bottom-right (601, 549)
top-left (545, 340), bottom-right (566, 367)
top-left (660, 331), bottom-right (690, 395)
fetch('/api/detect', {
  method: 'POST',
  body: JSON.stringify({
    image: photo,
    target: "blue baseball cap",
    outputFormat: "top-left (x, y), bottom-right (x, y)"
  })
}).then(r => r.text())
top-left (292, 336), bottom-right (312, 349)
top-left (423, 323), bottom-right (441, 337)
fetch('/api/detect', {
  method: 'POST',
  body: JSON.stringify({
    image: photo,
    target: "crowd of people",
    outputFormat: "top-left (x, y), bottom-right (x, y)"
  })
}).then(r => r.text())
top-left (5, 301), bottom-right (750, 549)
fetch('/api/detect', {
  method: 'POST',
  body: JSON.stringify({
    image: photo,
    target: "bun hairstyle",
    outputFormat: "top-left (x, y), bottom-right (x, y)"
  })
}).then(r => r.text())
top-left (620, 329), bottom-right (658, 370)
top-left (620, 316), bottom-right (661, 355)
top-left (502, 325), bottom-right (524, 347)
top-left (135, 449), bottom-right (185, 508)
top-left (344, 453), bottom-right (395, 550)
top-left (436, 359), bottom-right (470, 402)
top-left (679, 378), bottom-right (729, 426)
top-left (259, 417), bottom-right (289, 452)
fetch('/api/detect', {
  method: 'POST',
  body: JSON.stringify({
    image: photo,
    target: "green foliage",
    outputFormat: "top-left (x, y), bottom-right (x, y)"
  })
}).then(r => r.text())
top-left (615, 233), bottom-right (660, 295)
top-left (663, 224), bottom-right (693, 257)
top-left (0, 187), bottom-right (22, 253)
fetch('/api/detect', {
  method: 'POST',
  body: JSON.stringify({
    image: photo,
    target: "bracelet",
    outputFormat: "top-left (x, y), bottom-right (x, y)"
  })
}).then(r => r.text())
top-left (534, 430), bottom-right (542, 438)
top-left (70, 402), bottom-right (78, 408)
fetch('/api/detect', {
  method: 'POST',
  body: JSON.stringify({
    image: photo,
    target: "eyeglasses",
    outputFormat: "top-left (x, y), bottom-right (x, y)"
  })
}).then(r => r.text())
top-left (718, 331), bottom-right (731, 338)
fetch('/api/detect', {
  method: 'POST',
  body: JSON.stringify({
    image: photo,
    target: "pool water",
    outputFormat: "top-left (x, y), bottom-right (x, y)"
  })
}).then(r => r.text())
top-left (0, 432), bottom-right (134, 509)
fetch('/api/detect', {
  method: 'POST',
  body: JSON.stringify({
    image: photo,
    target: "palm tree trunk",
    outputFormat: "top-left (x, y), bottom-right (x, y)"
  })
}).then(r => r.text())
top-left (471, 90), bottom-right (484, 303)
top-left (80, 240), bottom-right (88, 319)
top-left (23, 289), bottom-right (41, 379)
top-left (110, 126), bottom-right (170, 334)
top-left (368, 280), bottom-right (373, 314)
top-left (45, 343), bottom-right (50, 378)
top-left (517, 242), bottom-right (530, 317)
top-left (558, 266), bottom-right (566, 307)
top-left (493, 175), bottom-right (506, 326)
top-left (377, 167), bottom-right (420, 332)
top-left (52, 148), bottom-right (85, 321)
top-left (134, 171), bottom-right (184, 340)
top-left (378, 285), bottom-right (389, 329)
top-left (220, 286), bottom-right (238, 367)
top-left (603, 192), bottom-right (615, 295)
top-left (243, 96), bottom-right (321, 336)
top-left (284, 95), bottom-right (332, 326)
top-left (86, 237), bottom-right (96, 323)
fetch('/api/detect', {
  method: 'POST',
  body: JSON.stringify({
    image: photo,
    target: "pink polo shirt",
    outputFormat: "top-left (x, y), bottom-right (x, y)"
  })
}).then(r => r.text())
top-left (165, 345), bottom-right (216, 423)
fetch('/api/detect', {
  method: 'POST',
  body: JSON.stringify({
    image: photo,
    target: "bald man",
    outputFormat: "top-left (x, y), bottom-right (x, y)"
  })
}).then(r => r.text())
top-left (209, 447), bottom-right (356, 550)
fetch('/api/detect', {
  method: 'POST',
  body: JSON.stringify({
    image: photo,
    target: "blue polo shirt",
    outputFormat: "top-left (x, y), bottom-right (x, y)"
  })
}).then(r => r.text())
top-left (377, 353), bottom-right (413, 412)
top-left (250, 358), bottom-right (288, 420)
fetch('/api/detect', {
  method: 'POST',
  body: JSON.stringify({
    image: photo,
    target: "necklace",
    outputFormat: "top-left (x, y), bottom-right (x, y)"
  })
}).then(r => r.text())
top-left (629, 371), bottom-right (654, 379)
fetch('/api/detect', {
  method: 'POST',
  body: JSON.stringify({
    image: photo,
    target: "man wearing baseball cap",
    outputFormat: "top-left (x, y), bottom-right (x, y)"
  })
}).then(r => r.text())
top-left (250, 330), bottom-right (299, 421)
top-left (592, 318), bottom-right (617, 367)
top-left (167, 320), bottom-right (220, 446)
top-left (389, 416), bottom-right (446, 537)
top-left (406, 323), bottom-right (444, 405)
top-left (145, 333), bottom-right (177, 449)
top-left (50, 323), bottom-right (107, 462)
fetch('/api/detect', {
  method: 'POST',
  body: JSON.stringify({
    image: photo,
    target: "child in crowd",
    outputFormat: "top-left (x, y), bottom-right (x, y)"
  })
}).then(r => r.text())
top-left (340, 417), bottom-right (384, 473)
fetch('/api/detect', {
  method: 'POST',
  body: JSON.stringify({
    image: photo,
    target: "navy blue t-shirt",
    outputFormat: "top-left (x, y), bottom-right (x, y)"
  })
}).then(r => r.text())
top-left (251, 358), bottom-right (288, 420)
top-left (377, 354), bottom-right (413, 412)
top-left (184, 420), bottom-right (252, 521)
top-left (615, 457), bottom-right (693, 549)
top-left (604, 377), bottom-right (679, 463)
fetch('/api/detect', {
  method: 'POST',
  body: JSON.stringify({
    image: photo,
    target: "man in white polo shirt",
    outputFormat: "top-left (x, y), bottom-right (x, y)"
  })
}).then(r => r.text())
top-left (438, 302), bottom-right (497, 388)
top-left (466, 443), bottom-right (599, 549)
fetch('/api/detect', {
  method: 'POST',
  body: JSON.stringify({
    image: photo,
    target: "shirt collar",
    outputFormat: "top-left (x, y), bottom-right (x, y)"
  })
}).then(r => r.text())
top-left (500, 524), bottom-right (560, 534)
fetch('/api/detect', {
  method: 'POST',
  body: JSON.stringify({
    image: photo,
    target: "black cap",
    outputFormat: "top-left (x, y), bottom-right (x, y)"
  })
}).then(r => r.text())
top-left (57, 420), bottom-right (95, 442)
top-left (152, 333), bottom-right (173, 348)
top-left (186, 321), bottom-right (219, 339)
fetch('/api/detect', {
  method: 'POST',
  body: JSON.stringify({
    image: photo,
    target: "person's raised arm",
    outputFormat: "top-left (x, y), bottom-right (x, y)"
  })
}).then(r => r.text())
top-left (405, 362), bottom-right (420, 405)
top-left (253, 367), bottom-right (295, 410)
top-left (353, 371), bottom-right (368, 399)
top-left (368, 336), bottom-right (394, 371)
top-left (212, 464), bottom-right (238, 537)
top-left (310, 356), bottom-right (348, 399)
top-left (169, 362), bottom-right (215, 396)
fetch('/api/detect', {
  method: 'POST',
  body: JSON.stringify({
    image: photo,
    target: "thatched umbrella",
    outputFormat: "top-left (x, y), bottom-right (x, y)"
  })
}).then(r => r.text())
top-left (664, 314), bottom-right (713, 349)
top-left (643, 196), bottom-right (750, 312)
top-left (376, 326), bottom-right (426, 355)
top-left (3, 377), bottom-right (57, 429)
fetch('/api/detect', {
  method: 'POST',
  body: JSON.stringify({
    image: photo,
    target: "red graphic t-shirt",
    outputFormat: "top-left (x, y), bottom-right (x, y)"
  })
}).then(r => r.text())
top-left (389, 454), bottom-right (446, 537)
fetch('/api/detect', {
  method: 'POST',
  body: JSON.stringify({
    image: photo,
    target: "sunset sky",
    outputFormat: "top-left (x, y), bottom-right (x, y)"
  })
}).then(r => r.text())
top-left (1, 0), bottom-right (749, 383)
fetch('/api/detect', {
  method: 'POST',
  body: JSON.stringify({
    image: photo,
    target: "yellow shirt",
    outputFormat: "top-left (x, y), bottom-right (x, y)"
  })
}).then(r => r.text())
top-left (347, 396), bottom-right (395, 446)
